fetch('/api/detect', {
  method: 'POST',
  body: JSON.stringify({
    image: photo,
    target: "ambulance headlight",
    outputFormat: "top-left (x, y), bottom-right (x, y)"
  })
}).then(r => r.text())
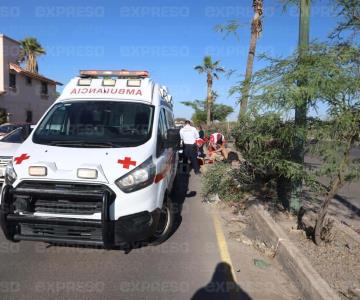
top-left (115, 156), bottom-right (156, 193)
top-left (5, 161), bottom-right (17, 185)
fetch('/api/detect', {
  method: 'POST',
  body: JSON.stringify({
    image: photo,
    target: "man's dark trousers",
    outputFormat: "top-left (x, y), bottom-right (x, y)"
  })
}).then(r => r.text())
top-left (183, 144), bottom-right (200, 173)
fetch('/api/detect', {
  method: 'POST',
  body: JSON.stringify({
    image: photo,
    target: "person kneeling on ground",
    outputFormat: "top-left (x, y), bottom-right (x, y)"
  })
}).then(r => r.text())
top-left (208, 132), bottom-right (228, 161)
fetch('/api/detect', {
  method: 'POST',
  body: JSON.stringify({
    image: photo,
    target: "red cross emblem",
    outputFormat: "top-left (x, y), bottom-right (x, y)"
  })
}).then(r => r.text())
top-left (14, 153), bottom-right (30, 165)
top-left (118, 157), bottom-right (137, 169)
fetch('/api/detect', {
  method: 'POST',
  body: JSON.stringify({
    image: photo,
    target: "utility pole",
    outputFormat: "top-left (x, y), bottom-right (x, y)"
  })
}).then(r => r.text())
top-left (290, 0), bottom-right (310, 213)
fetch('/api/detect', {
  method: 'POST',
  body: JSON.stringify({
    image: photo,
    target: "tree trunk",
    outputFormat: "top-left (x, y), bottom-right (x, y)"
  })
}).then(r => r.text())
top-left (206, 73), bottom-right (213, 126)
top-left (239, 24), bottom-right (258, 119)
top-left (298, 0), bottom-right (310, 57)
top-left (289, 0), bottom-right (310, 213)
top-left (25, 55), bottom-right (31, 72)
top-left (314, 136), bottom-right (353, 245)
top-left (314, 177), bottom-right (342, 245)
top-left (239, 1), bottom-right (262, 119)
top-left (26, 53), bottom-right (37, 73)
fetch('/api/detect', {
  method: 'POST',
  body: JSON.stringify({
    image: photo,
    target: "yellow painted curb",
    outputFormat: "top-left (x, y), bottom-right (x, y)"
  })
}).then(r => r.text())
top-left (212, 211), bottom-right (237, 282)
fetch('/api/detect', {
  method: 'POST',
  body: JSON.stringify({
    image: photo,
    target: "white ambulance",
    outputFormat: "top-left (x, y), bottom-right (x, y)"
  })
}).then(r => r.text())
top-left (0, 70), bottom-right (179, 248)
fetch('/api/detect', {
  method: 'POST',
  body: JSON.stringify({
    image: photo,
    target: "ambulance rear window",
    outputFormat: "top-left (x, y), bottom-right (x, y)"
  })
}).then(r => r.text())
top-left (33, 101), bottom-right (154, 148)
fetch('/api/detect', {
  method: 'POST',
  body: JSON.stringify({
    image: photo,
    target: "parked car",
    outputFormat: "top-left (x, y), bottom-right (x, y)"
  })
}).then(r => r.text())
top-left (0, 127), bottom-right (32, 183)
top-left (0, 123), bottom-right (31, 140)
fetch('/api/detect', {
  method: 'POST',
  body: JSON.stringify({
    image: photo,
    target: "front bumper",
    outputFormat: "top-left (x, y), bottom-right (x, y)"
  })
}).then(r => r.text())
top-left (0, 182), bottom-right (160, 248)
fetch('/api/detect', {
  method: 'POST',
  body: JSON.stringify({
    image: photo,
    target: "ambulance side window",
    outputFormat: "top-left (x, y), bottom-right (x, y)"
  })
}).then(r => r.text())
top-left (156, 109), bottom-right (168, 157)
top-left (165, 110), bottom-right (175, 129)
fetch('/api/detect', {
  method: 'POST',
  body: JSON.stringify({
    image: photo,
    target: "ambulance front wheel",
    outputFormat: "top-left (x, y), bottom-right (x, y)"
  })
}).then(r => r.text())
top-left (0, 213), bottom-right (18, 243)
top-left (150, 194), bottom-right (174, 245)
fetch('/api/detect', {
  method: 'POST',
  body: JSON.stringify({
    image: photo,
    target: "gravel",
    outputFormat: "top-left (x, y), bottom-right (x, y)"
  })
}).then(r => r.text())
top-left (278, 216), bottom-right (360, 300)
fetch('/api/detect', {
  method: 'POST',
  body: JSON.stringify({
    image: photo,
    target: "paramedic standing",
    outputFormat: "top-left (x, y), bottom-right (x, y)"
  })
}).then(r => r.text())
top-left (180, 120), bottom-right (201, 174)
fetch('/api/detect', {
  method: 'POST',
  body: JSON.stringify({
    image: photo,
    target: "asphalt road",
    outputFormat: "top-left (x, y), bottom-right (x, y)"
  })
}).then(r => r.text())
top-left (0, 169), bottom-right (299, 300)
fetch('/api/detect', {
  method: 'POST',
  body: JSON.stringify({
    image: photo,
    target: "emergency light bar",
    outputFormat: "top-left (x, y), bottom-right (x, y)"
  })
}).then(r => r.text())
top-left (80, 70), bottom-right (149, 78)
top-left (127, 79), bottom-right (141, 87)
top-left (102, 78), bottom-right (116, 86)
top-left (78, 78), bottom-right (92, 86)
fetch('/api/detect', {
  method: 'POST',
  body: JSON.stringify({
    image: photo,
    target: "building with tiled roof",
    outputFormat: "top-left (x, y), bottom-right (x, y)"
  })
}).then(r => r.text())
top-left (0, 34), bottom-right (62, 123)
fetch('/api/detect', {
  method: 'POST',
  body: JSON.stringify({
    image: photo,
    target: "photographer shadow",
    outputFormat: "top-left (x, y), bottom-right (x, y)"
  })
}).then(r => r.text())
top-left (191, 262), bottom-right (252, 300)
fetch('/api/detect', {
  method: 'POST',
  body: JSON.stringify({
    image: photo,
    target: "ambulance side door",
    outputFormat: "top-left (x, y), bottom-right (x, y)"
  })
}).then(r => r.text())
top-left (164, 108), bottom-right (177, 187)
top-left (155, 108), bottom-right (169, 206)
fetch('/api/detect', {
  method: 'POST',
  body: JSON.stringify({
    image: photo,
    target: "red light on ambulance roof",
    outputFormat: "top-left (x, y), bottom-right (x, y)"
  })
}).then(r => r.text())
top-left (79, 70), bottom-right (149, 78)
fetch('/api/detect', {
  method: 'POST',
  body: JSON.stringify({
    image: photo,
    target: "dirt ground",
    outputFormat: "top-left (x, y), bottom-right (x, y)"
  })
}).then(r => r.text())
top-left (273, 212), bottom-right (360, 300)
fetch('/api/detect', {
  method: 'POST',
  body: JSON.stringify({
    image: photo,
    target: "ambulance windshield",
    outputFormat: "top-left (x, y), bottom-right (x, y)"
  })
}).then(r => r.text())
top-left (33, 101), bottom-right (154, 148)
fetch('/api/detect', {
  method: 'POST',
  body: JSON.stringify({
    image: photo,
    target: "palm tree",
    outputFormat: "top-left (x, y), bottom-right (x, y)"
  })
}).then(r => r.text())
top-left (239, 0), bottom-right (263, 118)
top-left (18, 37), bottom-right (46, 73)
top-left (211, 90), bottom-right (219, 103)
top-left (194, 56), bottom-right (225, 126)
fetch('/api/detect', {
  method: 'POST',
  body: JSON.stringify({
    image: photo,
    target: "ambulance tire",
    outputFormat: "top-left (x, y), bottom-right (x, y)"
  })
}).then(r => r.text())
top-left (0, 201), bottom-right (18, 243)
top-left (0, 217), bottom-right (18, 242)
top-left (150, 193), bottom-right (174, 245)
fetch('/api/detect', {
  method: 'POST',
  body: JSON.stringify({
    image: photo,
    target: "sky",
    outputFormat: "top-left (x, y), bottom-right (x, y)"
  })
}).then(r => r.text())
top-left (1, 0), bottom-right (340, 120)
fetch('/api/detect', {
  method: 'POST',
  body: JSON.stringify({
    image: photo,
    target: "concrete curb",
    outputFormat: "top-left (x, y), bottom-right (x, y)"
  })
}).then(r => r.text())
top-left (248, 204), bottom-right (340, 300)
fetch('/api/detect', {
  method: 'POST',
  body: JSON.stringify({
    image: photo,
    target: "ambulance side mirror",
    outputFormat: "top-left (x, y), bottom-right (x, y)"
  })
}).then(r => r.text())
top-left (166, 128), bottom-right (180, 149)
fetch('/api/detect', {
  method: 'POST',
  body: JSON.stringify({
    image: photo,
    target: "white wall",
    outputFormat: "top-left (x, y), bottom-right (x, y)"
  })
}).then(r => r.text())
top-left (3, 74), bottom-right (57, 123)
top-left (0, 35), bottom-right (5, 92)
top-left (1, 34), bottom-right (20, 90)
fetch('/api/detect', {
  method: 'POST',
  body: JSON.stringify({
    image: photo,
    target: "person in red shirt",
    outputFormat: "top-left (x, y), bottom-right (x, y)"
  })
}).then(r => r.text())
top-left (208, 133), bottom-right (228, 161)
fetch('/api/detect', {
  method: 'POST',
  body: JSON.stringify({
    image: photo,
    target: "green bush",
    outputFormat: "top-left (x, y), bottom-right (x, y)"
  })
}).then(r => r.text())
top-left (202, 162), bottom-right (255, 202)
top-left (232, 114), bottom-right (309, 208)
top-left (233, 114), bottom-right (304, 182)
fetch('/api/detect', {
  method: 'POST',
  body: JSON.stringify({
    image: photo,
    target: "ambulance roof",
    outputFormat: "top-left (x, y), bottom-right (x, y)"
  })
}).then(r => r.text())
top-left (56, 70), bottom-right (173, 108)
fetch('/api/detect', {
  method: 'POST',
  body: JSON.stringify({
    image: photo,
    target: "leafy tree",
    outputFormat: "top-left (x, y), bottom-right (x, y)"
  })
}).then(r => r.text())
top-left (233, 114), bottom-right (305, 209)
top-left (174, 117), bottom-right (187, 123)
top-left (194, 56), bottom-right (225, 126)
top-left (306, 45), bottom-right (360, 244)
top-left (192, 110), bottom-right (207, 127)
top-left (234, 114), bottom-right (303, 177)
top-left (18, 37), bottom-right (46, 73)
top-left (330, 0), bottom-right (360, 39)
top-left (214, 104), bottom-right (235, 122)
top-left (310, 112), bottom-right (359, 244)
top-left (246, 43), bottom-right (360, 243)
top-left (181, 97), bottom-right (233, 126)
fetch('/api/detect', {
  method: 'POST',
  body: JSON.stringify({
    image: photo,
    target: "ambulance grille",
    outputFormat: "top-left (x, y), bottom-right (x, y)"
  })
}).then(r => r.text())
top-left (20, 223), bottom-right (103, 241)
top-left (12, 181), bottom-right (114, 215)
top-left (0, 156), bottom-right (12, 168)
top-left (34, 199), bottom-right (103, 214)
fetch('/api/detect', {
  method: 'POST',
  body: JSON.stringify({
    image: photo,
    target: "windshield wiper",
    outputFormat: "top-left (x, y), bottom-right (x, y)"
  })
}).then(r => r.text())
top-left (50, 141), bottom-right (117, 148)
